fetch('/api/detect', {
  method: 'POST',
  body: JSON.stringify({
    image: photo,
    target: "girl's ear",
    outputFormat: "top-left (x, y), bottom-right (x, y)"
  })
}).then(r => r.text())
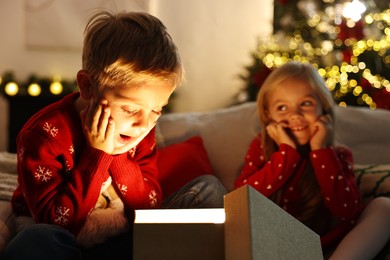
top-left (265, 110), bottom-right (271, 121)
top-left (77, 70), bottom-right (93, 99)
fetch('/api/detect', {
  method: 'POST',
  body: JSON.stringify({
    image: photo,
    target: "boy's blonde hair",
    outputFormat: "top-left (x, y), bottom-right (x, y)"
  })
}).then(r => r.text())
top-left (82, 10), bottom-right (183, 90)
top-left (257, 61), bottom-right (335, 160)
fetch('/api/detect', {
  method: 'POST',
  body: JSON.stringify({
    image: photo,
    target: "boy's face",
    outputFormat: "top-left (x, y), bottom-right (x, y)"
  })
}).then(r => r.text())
top-left (99, 80), bottom-right (175, 154)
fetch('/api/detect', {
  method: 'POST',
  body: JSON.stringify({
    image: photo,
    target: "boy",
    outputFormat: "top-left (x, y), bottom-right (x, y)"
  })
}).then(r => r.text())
top-left (3, 10), bottom-right (226, 259)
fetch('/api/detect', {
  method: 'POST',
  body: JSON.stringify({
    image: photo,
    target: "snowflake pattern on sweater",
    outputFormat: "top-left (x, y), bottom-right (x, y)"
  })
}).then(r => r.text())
top-left (234, 133), bottom-right (363, 249)
top-left (11, 92), bottom-right (162, 237)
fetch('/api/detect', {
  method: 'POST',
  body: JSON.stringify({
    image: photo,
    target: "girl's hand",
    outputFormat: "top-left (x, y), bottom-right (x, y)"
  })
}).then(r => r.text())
top-left (310, 114), bottom-right (332, 150)
top-left (266, 121), bottom-right (296, 149)
top-left (80, 98), bottom-right (115, 154)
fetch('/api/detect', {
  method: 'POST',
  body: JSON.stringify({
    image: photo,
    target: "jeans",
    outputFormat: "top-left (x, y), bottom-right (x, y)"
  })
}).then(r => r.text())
top-left (2, 175), bottom-right (227, 260)
top-left (162, 174), bottom-right (227, 208)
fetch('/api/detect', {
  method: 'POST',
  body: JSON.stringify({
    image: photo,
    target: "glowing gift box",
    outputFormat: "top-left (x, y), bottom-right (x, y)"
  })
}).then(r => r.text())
top-left (134, 185), bottom-right (323, 260)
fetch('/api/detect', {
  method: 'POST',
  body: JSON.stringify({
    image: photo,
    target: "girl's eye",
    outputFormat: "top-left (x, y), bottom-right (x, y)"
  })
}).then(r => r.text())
top-left (276, 105), bottom-right (287, 111)
top-left (301, 100), bottom-right (314, 107)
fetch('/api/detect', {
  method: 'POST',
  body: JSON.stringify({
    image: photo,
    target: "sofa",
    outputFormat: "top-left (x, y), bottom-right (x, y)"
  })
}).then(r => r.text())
top-left (1, 101), bottom-right (390, 255)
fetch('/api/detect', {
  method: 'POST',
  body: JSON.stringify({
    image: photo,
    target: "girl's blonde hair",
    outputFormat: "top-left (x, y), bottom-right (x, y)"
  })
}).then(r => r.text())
top-left (256, 61), bottom-right (336, 234)
top-left (82, 10), bottom-right (183, 90)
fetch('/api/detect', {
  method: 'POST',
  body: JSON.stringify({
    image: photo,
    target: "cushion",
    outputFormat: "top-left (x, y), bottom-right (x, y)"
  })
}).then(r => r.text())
top-left (354, 164), bottom-right (390, 202)
top-left (156, 136), bottom-right (214, 199)
top-left (0, 201), bottom-right (15, 255)
top-left (157, 102), bottom-right (260, 192)
top-left (0, 152), bottom-right (17, 174)
top-left (334, 106), bottom-right (390, 164)
top-left (0, 172), bottom-right (17, 202)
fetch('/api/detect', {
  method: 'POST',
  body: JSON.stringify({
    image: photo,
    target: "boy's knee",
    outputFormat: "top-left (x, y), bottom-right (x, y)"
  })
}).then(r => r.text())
top-left (19, 223), bottom-right (72, 239)
top-left (197, 175), bottom-right (227, 194)
top-left (194, 175), bottom-right (227, 207)
top-left (3, 224), bottom-right (80, 260)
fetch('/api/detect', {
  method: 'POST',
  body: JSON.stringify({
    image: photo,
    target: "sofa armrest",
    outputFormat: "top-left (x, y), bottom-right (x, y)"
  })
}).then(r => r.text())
top-left (0, 201), bottom-right (15, 255)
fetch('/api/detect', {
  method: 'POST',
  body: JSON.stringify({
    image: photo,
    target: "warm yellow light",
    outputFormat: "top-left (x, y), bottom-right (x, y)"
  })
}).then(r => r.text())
top-left (134, 208), bottom-right (225, 224)
top-left (27, 83), bottom-right (41, 96)
top-left (342, 0), bottom-right (366, 22)
top-left (50, 81), bottom-right (63, 95)
top-left (5, 82), bottom-right (19, 96)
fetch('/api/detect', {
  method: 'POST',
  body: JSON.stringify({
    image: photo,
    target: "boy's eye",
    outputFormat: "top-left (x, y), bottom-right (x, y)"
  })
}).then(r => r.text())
top-left (152, 109), bottom-right (162, 116)
top-left (123, 108), bottom-right (138, 115)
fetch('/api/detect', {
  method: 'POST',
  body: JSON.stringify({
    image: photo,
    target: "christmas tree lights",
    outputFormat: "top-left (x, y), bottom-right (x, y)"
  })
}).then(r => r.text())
top-left (240, 0), bottom-right (390, 110)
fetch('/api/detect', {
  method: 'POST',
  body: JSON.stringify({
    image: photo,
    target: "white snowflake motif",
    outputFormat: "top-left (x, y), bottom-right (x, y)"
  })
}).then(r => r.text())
top-left (18, 146), bottom-right (25, 161)
top-left (65, 160), bottom-right (71, 173)
top-left (117, 183), bottom-right (128, 196)
top-left (149, 190), bottom-right (158, 207)
top-left (54, 205), bottom-right (70, 226)
top-left (128, 147), bottom-right (136, 158)
top-left (69, 145), bottom-right (74, 155)
top-left (43, 122), bottom-right (59, 137)
top-left (34, 165), bottom-right (52, 182)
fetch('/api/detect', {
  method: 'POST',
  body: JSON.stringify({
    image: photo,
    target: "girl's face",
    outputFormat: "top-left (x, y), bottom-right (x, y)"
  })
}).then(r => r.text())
top-left (266, 79), bottom-right (323, 145)
top-left (100, 80), bottom-right (175, 154)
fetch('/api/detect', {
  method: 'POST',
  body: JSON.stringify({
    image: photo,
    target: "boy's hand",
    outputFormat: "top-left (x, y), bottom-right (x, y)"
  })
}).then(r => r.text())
top-left (266, 121), bottom-right (296, 149)
top-left (80, 99), bottom-right (115, 154)
top-left (310, 114), bottom-right (332, 150)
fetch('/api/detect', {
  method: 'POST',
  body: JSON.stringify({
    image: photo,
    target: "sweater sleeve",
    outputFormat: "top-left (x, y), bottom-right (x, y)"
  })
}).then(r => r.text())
top-left (109, 128), bottom-right (162, 209)
top-left (15, 129), bottom-right (112, 235)
top-left (235, 134), bottom-right (301, 197)
top-left (310, 146), bottom-right (362, 220)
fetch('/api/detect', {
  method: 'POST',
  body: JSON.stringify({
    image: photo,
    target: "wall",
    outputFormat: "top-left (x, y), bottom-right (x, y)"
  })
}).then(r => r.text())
top-left (0, 0), bottom-right (273, 151)
top-left (155, 0), bottom-right (273, 112)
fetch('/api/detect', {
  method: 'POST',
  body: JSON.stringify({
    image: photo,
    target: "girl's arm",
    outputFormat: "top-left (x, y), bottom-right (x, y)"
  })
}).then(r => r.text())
top-left (235, 135), bottom-right (301, 197)
top-left (311, 146), bottom-right (362, 219)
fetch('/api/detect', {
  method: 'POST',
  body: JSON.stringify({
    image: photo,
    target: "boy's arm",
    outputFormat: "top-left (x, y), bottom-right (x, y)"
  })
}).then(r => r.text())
top-left (16, 130), bottom-right (112, 236)
top-left (109, 128), bottom-right (162, 209)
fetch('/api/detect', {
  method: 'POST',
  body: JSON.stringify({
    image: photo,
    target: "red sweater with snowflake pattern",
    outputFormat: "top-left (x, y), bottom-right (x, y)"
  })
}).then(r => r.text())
top-left (11, 92), bottom-right (162, 236)
top-left (235, 133), bottom-right (363, 251)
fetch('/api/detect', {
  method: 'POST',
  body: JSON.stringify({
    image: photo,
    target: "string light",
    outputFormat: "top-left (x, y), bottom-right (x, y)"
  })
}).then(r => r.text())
top-left (50, 81), bottom-right (63, 95)
top-left (4, 82), bottom-right (19, 96)
top-left (27, 83), bottom-right (41, 96)
top-left (0, 72), bottom-right (77, 98)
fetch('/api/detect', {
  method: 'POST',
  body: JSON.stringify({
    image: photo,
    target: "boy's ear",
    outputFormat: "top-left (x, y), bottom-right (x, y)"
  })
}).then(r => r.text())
top-left (77, 70), bottom-right (93, 99)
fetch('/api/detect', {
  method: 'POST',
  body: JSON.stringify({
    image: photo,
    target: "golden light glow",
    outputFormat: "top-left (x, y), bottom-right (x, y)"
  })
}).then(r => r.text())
top-left (50, 81), bottom-right (63, 95)
top-left (342, 0), bottom-right (366, 22)
top-left (134, 208), bottom-right (225, 224)
top-left (27, 83), bottom-right (41, 96)
top-left (243, 7), bottom-right (390, 110)
top-left (5, 82), bottom-right (19, 96)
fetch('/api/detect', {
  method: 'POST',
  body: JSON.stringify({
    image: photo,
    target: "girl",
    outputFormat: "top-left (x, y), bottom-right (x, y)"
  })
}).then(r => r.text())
top-left (235, 61), bottom-right (390, 259)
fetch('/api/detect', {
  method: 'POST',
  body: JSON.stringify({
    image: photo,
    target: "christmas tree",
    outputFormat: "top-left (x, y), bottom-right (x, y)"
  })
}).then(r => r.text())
top-left (239, 0), bottom-right (390, 110)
